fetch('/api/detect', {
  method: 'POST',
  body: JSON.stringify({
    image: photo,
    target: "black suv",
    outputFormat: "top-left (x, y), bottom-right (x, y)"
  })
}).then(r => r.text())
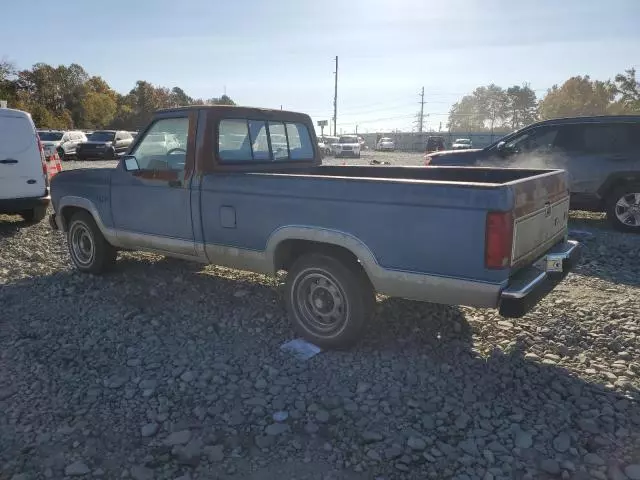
top-left (426, 116), bottom-right (640, 232)
top-left (76, 130), bottom-right (134, 160)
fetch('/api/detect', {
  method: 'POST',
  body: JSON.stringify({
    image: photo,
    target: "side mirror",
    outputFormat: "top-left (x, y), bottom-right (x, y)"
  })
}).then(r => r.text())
top-left (496, 141), bottom-right (508, 157)
top-left (123, 155), bottom-right (140, 172)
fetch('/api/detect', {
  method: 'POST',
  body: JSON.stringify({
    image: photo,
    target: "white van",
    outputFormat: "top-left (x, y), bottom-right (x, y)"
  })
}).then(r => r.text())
top-left (0, 108), bottom-right (50, 223)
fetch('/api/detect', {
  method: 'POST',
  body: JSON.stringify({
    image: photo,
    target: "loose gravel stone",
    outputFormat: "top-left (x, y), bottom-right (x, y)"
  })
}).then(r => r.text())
top-left (553, 432), bottom-right (571, 452)
top-left (163, 430), bottom-right (191, 446)
top-left (141, 423), bottom-right (159, 438)
top-left (625, 465), bottom-right (640, 480)
top-left (64, 461), bottom-right (90, 476)
top-left (1, 161), bottom-right (639, 480)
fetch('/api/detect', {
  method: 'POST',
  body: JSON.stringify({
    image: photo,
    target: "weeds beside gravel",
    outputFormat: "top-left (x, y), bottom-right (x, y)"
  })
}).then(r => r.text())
top-left (0, 158), bottom-right (639, 480)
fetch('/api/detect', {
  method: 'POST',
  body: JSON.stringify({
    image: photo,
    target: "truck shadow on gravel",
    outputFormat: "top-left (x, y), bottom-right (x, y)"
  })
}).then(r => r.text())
top-left (1, 258), bottom-right (639, 479)
top-left (0, 215), bottom-right (30, 239)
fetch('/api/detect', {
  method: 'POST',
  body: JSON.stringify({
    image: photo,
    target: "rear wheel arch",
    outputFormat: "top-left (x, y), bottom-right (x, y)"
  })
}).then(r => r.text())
top-left (597, 172), bottom-right (640, 200)
top-left (274, 238), bottom-right (368, 277)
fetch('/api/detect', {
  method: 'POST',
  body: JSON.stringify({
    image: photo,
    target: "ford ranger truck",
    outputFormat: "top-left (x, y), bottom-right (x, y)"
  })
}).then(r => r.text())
top-left (49, 106), bottom-right (580, 348)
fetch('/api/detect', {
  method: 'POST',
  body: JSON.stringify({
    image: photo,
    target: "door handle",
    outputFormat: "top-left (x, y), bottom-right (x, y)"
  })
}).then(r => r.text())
top-left (0, 158), bottom-right (18, 164)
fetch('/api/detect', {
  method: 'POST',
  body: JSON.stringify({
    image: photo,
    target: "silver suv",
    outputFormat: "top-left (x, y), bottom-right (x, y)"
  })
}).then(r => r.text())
top-left (37, 130), bottom-right (87, 161)
top-left (426, 116), bottom-right (640, 232)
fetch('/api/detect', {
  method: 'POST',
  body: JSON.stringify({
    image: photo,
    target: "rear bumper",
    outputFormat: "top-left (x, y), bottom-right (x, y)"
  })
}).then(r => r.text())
top-left (499, 240), bottom-right (581, 318)
top-left (0, 194), bottom-right (50, 214)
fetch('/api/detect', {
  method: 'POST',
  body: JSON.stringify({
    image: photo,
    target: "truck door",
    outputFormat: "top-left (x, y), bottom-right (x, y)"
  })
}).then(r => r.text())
top-left (110, 114), bottom-right (196, 256)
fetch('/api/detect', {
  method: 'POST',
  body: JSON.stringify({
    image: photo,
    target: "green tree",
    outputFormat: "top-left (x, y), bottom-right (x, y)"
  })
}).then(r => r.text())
top-left (206, 94), bottom-right (235, 106)
top-left (538, 76), bottom-right (616, 119)
top-left (447, 85), bottom-right (509, 132)
top-left (506, 84), bottom-right (538, 129)
top-left (170, 87), bottom-right (193, 106)
top-left (82, 92), bottom-right (117, 128)
top-left (448, 95), bottom-right (484, 132)
top-left (612, 68), bottom-right (640, 112)
top-left (0, 59), bottom-right (18, 105)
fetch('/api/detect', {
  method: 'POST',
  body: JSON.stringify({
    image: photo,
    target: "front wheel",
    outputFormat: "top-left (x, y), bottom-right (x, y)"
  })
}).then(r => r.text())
top-left (606, 185), bottom-right (640, 233)
top-left (57, 148), bottom-right (66, 161)
top-left (285, 253), bottom-right (375, 349)
top-left (67, 211), bottom-right (117, 273)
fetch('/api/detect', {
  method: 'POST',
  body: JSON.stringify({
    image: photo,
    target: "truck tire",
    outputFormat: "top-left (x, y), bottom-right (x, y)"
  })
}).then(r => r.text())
top-left (606, 184), bottom-right (640, 233)
top-left (67, 211), bottom-right (117, 273)
top-left (21, 206), bottom-right (47, 224)
top-left (285, 253), bottom-right (375, 349)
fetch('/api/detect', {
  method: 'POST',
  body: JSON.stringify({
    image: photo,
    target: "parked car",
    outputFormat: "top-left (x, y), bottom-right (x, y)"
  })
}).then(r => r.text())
top-left (426, 135), bottom-right (446, 153)
top-left (0, 108), bottom-right (50, 223)
top-left (322, 136), bottom-right (339, 156)
top-left (135, 132), bottom-right (183, 157)
top-left (37, 129), bottom-right (87, 160)
top-left (49, 105), bottom-right (580, 348)
top-left (452, 138), bottom-right (473, 150)
top-left (376, 137), bottom-right (395, 151)
top-left (426, 116), bottom-right (640, 232)
top-left (334, 135), bottom-right (361, 158)
top-left (76, 130), bottom-right (134, 160)
top-left (317, 138), bottom-right (331, 156)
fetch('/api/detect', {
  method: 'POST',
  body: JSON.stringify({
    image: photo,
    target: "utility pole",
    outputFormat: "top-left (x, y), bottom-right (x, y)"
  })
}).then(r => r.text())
top-left (355, 125), bottom-right (358, 135)
top-left (333, 56), bottom-right (338, 136)
top-left (418, 86), bottom-right (425, 133)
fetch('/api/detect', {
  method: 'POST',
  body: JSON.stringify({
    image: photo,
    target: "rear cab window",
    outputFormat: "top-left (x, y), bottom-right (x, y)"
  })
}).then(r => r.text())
top-left (217, 118), bottom-right (314, 163)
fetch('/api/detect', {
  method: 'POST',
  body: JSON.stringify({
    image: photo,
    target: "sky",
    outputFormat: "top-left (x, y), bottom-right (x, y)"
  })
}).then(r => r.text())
top-left (2, 0), bottom-right (639, 134)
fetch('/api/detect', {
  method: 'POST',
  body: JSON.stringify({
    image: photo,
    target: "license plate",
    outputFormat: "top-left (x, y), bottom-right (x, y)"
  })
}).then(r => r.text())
top-left (545, 255), bottom-right (564, 273)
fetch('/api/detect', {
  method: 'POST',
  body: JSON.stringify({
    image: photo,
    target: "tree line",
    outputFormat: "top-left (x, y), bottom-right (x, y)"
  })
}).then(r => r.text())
top-left (0, 61), bottom-right (235, 131)
top-left (446, 68), bottom-right (640, 133)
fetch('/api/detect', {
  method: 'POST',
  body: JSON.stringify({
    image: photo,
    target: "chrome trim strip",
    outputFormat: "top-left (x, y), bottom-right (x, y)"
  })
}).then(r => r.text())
top-left (57, 195), bottom-right (208, 262)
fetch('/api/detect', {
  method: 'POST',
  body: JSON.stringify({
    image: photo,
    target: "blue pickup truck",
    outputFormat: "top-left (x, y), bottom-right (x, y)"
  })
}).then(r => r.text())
top-left (50, 106), bottom-right (580, 348)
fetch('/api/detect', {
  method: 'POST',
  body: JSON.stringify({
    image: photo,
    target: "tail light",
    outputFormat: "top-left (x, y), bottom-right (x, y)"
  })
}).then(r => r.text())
top-left (37, 136), bottom-right (49, 185)
top-left (485, 211), bottom-right (513, 269)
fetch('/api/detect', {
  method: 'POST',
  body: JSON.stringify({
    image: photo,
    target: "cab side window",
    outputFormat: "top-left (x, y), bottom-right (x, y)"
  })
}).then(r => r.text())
top-left (217, 119), bottom-right (315, 163)
top-left (286, 123), bottom-right (314, 160)
top-left (130, 117), bottom-right (189, 171)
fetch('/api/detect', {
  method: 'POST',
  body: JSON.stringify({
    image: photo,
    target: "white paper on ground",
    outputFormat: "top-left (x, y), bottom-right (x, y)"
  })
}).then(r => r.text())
top-left (280, 338), bottom-right (322, 360)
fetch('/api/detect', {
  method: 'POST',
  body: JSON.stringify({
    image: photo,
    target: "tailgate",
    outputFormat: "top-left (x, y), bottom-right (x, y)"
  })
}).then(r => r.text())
top-left (511, 170), bottom-right (570, 269)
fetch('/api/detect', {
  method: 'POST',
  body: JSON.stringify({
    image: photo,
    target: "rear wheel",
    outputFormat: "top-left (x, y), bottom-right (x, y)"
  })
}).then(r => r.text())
top-left (67, 211), bottom-right (117, 273)
top-left (285, 253), bottom-right (375, 349)
top-left (606, 184), bottom-right (640, 233)
top-left (21, 206), bottom-right (46, 224)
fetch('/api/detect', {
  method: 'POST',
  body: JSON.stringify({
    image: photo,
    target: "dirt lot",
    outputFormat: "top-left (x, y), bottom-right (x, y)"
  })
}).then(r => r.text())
top-left (1, 154), bottom-right (639, 480)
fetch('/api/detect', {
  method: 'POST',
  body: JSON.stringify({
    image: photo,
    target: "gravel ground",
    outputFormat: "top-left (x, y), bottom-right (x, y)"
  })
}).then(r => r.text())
top-left (1, 155), bottom-right (639, 480)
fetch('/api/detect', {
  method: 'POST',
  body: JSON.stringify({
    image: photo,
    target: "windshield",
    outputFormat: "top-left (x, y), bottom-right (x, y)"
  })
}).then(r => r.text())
top-left (455, 139), bottom-right (471, 144)
top-left (147, 133), bottom-right (166, 142)
top-left (380, 138), bottom-right (392, 142)
top-left (339, 136), bottom-right (357, 143)
top-left (88, 131), bottom-right (115, 142)
top-left (38, 131), bottom-right (63, 141)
